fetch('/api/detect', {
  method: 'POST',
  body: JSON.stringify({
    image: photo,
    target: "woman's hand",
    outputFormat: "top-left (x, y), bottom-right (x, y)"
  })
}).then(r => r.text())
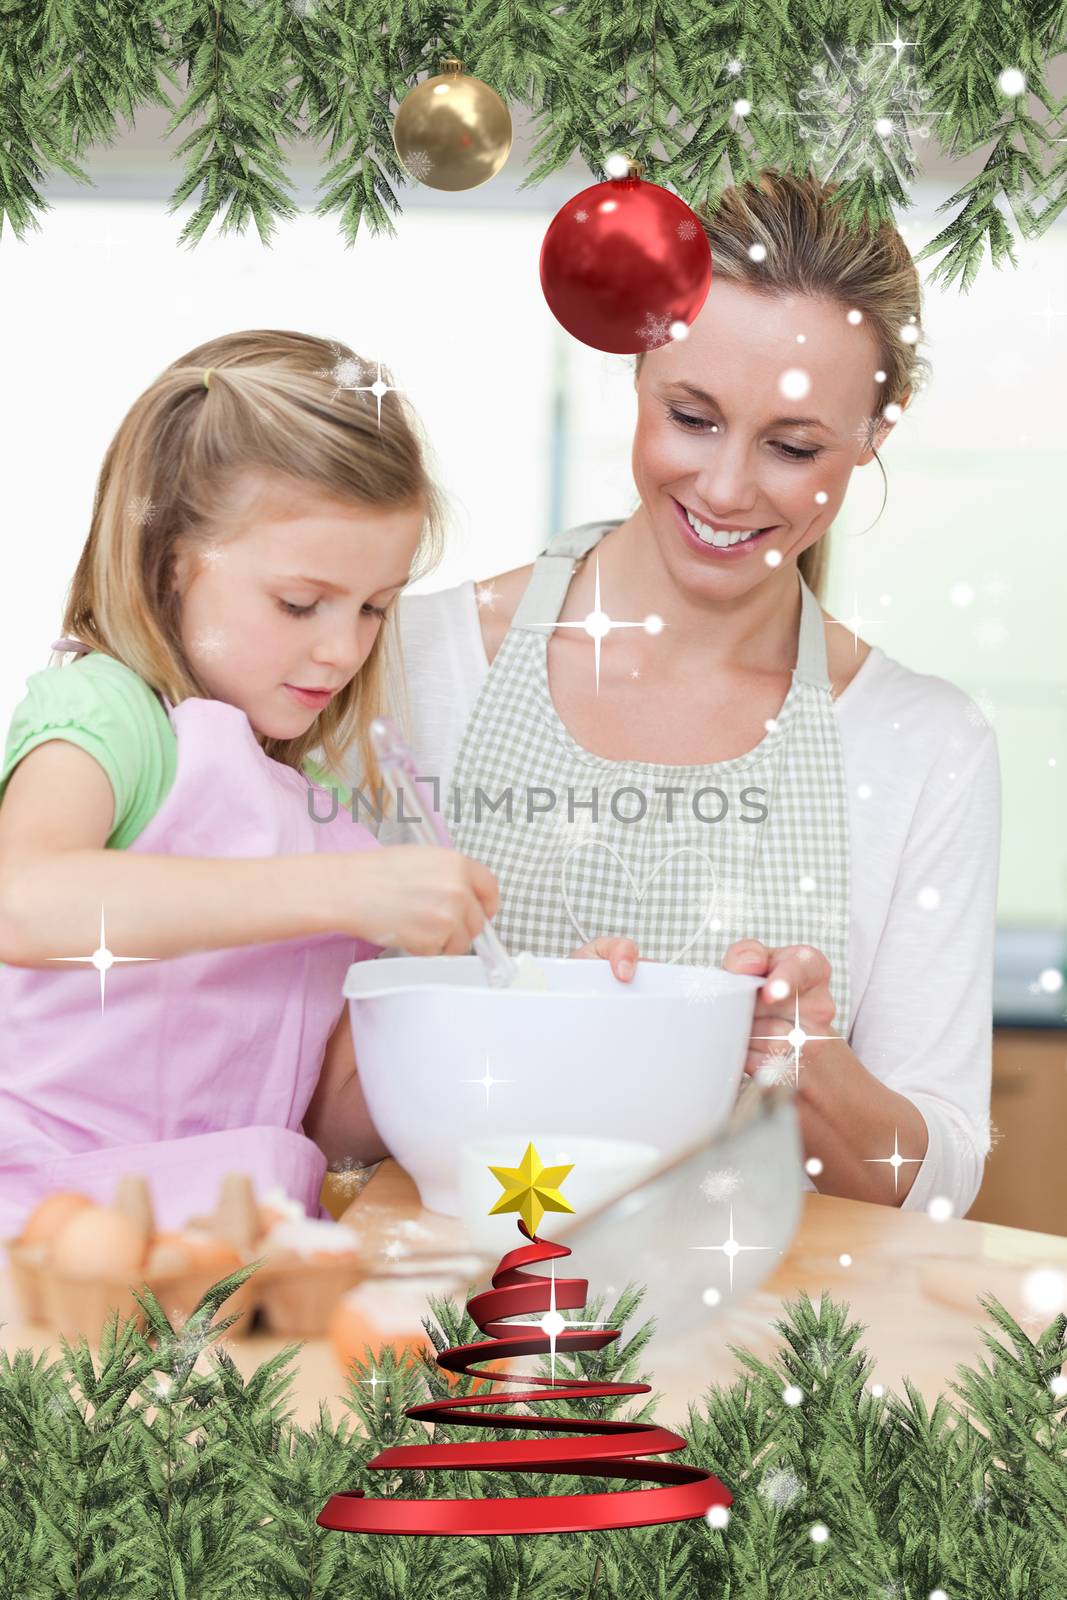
top-left (568, 934), bottom-right (640, 983)
top-left (721, 939), bottom-right (839, 1080)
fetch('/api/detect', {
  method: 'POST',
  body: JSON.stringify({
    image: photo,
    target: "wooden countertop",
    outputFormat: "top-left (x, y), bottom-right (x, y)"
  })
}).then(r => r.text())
top-left (4, 1159), bottom-right (1066, 1429)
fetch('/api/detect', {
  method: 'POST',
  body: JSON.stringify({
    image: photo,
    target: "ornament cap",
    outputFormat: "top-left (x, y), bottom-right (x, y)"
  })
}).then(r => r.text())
top-left (439, 56), bottom-right (463, 75)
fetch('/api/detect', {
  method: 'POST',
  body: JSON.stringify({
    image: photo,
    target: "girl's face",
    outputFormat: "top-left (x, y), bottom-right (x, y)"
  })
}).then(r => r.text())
top-left (631, 281), bottom-right (902, 593)
top-left (172, 471), bottom-right (422, 740)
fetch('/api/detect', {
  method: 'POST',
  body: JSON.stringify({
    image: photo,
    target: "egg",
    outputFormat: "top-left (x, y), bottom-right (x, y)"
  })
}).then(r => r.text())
top-left (19, 1191), bottom-right (93, 1247)
top-left (166, 1230), bottom-right (242, 1272)
top-left (53, 1205), bottom-right (147, 1279)
top-left (328, 1287), bottom-right (506, 1390)
top-left (145, 1239), bottom-right (193, 1277)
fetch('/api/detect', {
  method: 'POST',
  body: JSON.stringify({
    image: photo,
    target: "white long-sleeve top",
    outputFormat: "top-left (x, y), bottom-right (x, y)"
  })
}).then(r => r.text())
top-left (339, 579), bottom-right (1002, 1218)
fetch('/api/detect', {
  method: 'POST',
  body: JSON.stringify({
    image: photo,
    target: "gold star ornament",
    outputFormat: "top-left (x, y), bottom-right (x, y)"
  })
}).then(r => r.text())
top-left (488, 1142), bottom-right (575, 1236)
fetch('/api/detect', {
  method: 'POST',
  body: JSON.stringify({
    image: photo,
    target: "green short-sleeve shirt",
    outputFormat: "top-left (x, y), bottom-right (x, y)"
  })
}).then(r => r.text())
top-left (0, 651), bottom-right (353, 850)
top-left (0, 653), bottom-right (178, 848)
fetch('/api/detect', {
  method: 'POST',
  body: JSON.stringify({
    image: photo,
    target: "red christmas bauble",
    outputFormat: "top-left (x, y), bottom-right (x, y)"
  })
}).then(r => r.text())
top-left (540, 172), bottom-right (713, 355)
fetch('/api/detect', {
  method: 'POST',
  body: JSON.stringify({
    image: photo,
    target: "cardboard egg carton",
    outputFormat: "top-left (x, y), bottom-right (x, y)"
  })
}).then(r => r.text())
top-left (4, 1172), bottom-right (366, 1342)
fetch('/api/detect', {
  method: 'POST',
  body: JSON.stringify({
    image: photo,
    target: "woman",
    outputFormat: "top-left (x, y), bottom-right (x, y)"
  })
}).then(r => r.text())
top-left (347, 168), bottom-right (1001, 1216)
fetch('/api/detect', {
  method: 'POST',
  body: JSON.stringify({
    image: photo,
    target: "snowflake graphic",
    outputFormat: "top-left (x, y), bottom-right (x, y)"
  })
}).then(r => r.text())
top-left (700, 1166), bottom-right (742, 1202)
top-left (126, 494), bottom-right (157, 527)
top-left (767, 41), bottom-right (938, 185)
top-left (676, 217), bottom-right (700, 241)
top-left (574, 208), bottom-right (589, 223)
top-left (550, 811), bottom-right (603, 849)
top-left (326, 1154), bottom-right (377, 1199)
top-left (475, 581), bottom-right (500, 611)
top-left (948, 1115), bottom-right (1004, 1161)
top-left (382, 1238), bottom-right (406, 1264)
top-left (754, 1048), bottom-right (796, 1088)
top-left (635, 309), bottom-right (673, 350)
top-left (707, 877), bottom-right (748, 934)
top-left (802, 1336), bottom-right (840, 1373)
top-left (316, 344), bottom-right (368, 400)
top-left (401, 148), bottom-right (435, 182)
top-left (681, 965), bottom-right (725, 1006)
top-left (974, 619), bottom-right (1009, 649)
top-left (964, 690), bottom-right (996, 730)
top-left (757, 1464), bottom-right (804, 1509)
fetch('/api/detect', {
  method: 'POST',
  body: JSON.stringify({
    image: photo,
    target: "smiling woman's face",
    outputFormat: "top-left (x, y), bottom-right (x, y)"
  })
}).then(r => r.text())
top-left (632, 280), bottom-right (901, 593)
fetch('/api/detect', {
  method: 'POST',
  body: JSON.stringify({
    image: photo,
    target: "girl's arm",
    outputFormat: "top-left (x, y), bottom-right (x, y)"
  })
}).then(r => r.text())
top-left (0, 738), bottom-right (361, 965)
top-left (302, 1006), bottom-right (390, 1168)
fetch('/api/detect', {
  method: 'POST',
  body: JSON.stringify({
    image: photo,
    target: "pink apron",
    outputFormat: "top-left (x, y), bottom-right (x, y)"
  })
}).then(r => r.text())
top-left (0, 640), bottom-right (383, 1238)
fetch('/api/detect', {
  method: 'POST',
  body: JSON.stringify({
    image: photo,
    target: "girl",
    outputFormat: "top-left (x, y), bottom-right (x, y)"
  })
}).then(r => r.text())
top-left (0, 331), bottom-right (636, 1237)
top-left (355, 170), bottom-right (1002, 1217)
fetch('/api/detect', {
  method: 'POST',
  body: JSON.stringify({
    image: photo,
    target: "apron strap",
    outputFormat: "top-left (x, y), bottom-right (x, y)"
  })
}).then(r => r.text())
top-left (793, 572), bottom-right (832, 690)
top-left (510, 527), bottom-right (832, 693)
top-left (512, 521), bottom-right (622, 631)
top-left (51, 638), bottom-right (176, 715)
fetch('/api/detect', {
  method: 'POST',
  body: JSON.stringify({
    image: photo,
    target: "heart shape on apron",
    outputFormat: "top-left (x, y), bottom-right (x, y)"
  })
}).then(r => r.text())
top-left (559, 840), bottom-right (718, 965)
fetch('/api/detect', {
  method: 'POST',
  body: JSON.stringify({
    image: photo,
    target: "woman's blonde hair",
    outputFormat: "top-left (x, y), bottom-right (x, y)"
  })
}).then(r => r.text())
top-left (633, 167), bottom-right (931, 600)
top-left (57, 329), bottom-right (449, 812)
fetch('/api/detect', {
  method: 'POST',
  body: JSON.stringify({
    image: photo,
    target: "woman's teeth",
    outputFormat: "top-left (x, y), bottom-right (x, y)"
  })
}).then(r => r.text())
top-left (684, 506), bottom-right (768, 546)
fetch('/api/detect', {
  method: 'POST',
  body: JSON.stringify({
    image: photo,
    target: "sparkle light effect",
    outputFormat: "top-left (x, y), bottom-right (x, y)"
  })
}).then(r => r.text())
top-left (461, 1053), bottom-right (514, 1108)
top-left (689, 1203), bottom-right (775, 1293)
top-left (523, 553), bottom-right (664, 696)
top-left (46, 904), bottom-right (160, 1013)
top-left (863, 1127), bottom-right (926, 1194)
top-left (316, 346), bottom-right (405, 429)
top-left (827, 592), bottom-right (889, 653)
top-left (503, 1255), bottom-right (614, 1383)
top-left (355, 1367), bottom-right (390, 1396)
top-left (750, 993), bottom-right (839, 1086)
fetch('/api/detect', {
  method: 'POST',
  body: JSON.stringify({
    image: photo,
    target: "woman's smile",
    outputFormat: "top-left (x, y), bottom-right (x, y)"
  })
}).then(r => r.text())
top-left (670, 495), bottom-right (781, 559)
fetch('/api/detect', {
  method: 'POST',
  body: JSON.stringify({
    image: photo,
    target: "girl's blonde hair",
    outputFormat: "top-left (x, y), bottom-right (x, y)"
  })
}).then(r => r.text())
top-left (633, 167), bottom-right (931, 600)
top-left (57, 329), bottom-right (448, 810)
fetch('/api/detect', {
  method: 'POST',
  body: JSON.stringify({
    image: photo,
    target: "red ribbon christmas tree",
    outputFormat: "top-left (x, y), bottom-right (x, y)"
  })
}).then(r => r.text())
top-left (317, 1143), bottom-right (732, 1536)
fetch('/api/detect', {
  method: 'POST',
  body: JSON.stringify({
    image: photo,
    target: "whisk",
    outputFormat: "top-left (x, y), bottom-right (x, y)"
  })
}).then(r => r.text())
top-left (369, 718), bottom-right (549, 992)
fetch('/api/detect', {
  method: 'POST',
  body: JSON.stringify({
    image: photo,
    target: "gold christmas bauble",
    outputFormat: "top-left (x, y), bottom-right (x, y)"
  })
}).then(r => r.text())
top-left (393, 57), bottom-right (512, 192)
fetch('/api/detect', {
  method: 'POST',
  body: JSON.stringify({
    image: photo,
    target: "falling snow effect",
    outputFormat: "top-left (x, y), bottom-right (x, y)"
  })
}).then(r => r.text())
top-left (700, 1166), bottom-right (743, 1202)
top-left (757, 1464), bottom-right (804, 1509)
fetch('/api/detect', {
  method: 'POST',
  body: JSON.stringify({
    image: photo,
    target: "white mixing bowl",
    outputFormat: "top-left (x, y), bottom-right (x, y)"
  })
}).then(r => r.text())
top-left (342, 956), bottom-right (762, 1215)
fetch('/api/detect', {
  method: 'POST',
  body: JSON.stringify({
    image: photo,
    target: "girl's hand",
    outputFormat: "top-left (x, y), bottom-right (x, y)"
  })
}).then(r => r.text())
top-left (721, 939), bottom-right (839, 1080)
top-left (342, 844), bottom-right (501, 956)
top-left (567, 934), bottom-right (640, 983)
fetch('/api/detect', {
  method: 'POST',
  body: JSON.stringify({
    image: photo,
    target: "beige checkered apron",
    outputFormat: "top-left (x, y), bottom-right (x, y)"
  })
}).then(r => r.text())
top-left (449, 520), bottom-right (852, 1032)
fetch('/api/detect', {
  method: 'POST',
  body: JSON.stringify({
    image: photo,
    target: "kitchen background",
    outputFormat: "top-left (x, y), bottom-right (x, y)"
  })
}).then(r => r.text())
top-left (2, 74), bottom-right (1064, 1233)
